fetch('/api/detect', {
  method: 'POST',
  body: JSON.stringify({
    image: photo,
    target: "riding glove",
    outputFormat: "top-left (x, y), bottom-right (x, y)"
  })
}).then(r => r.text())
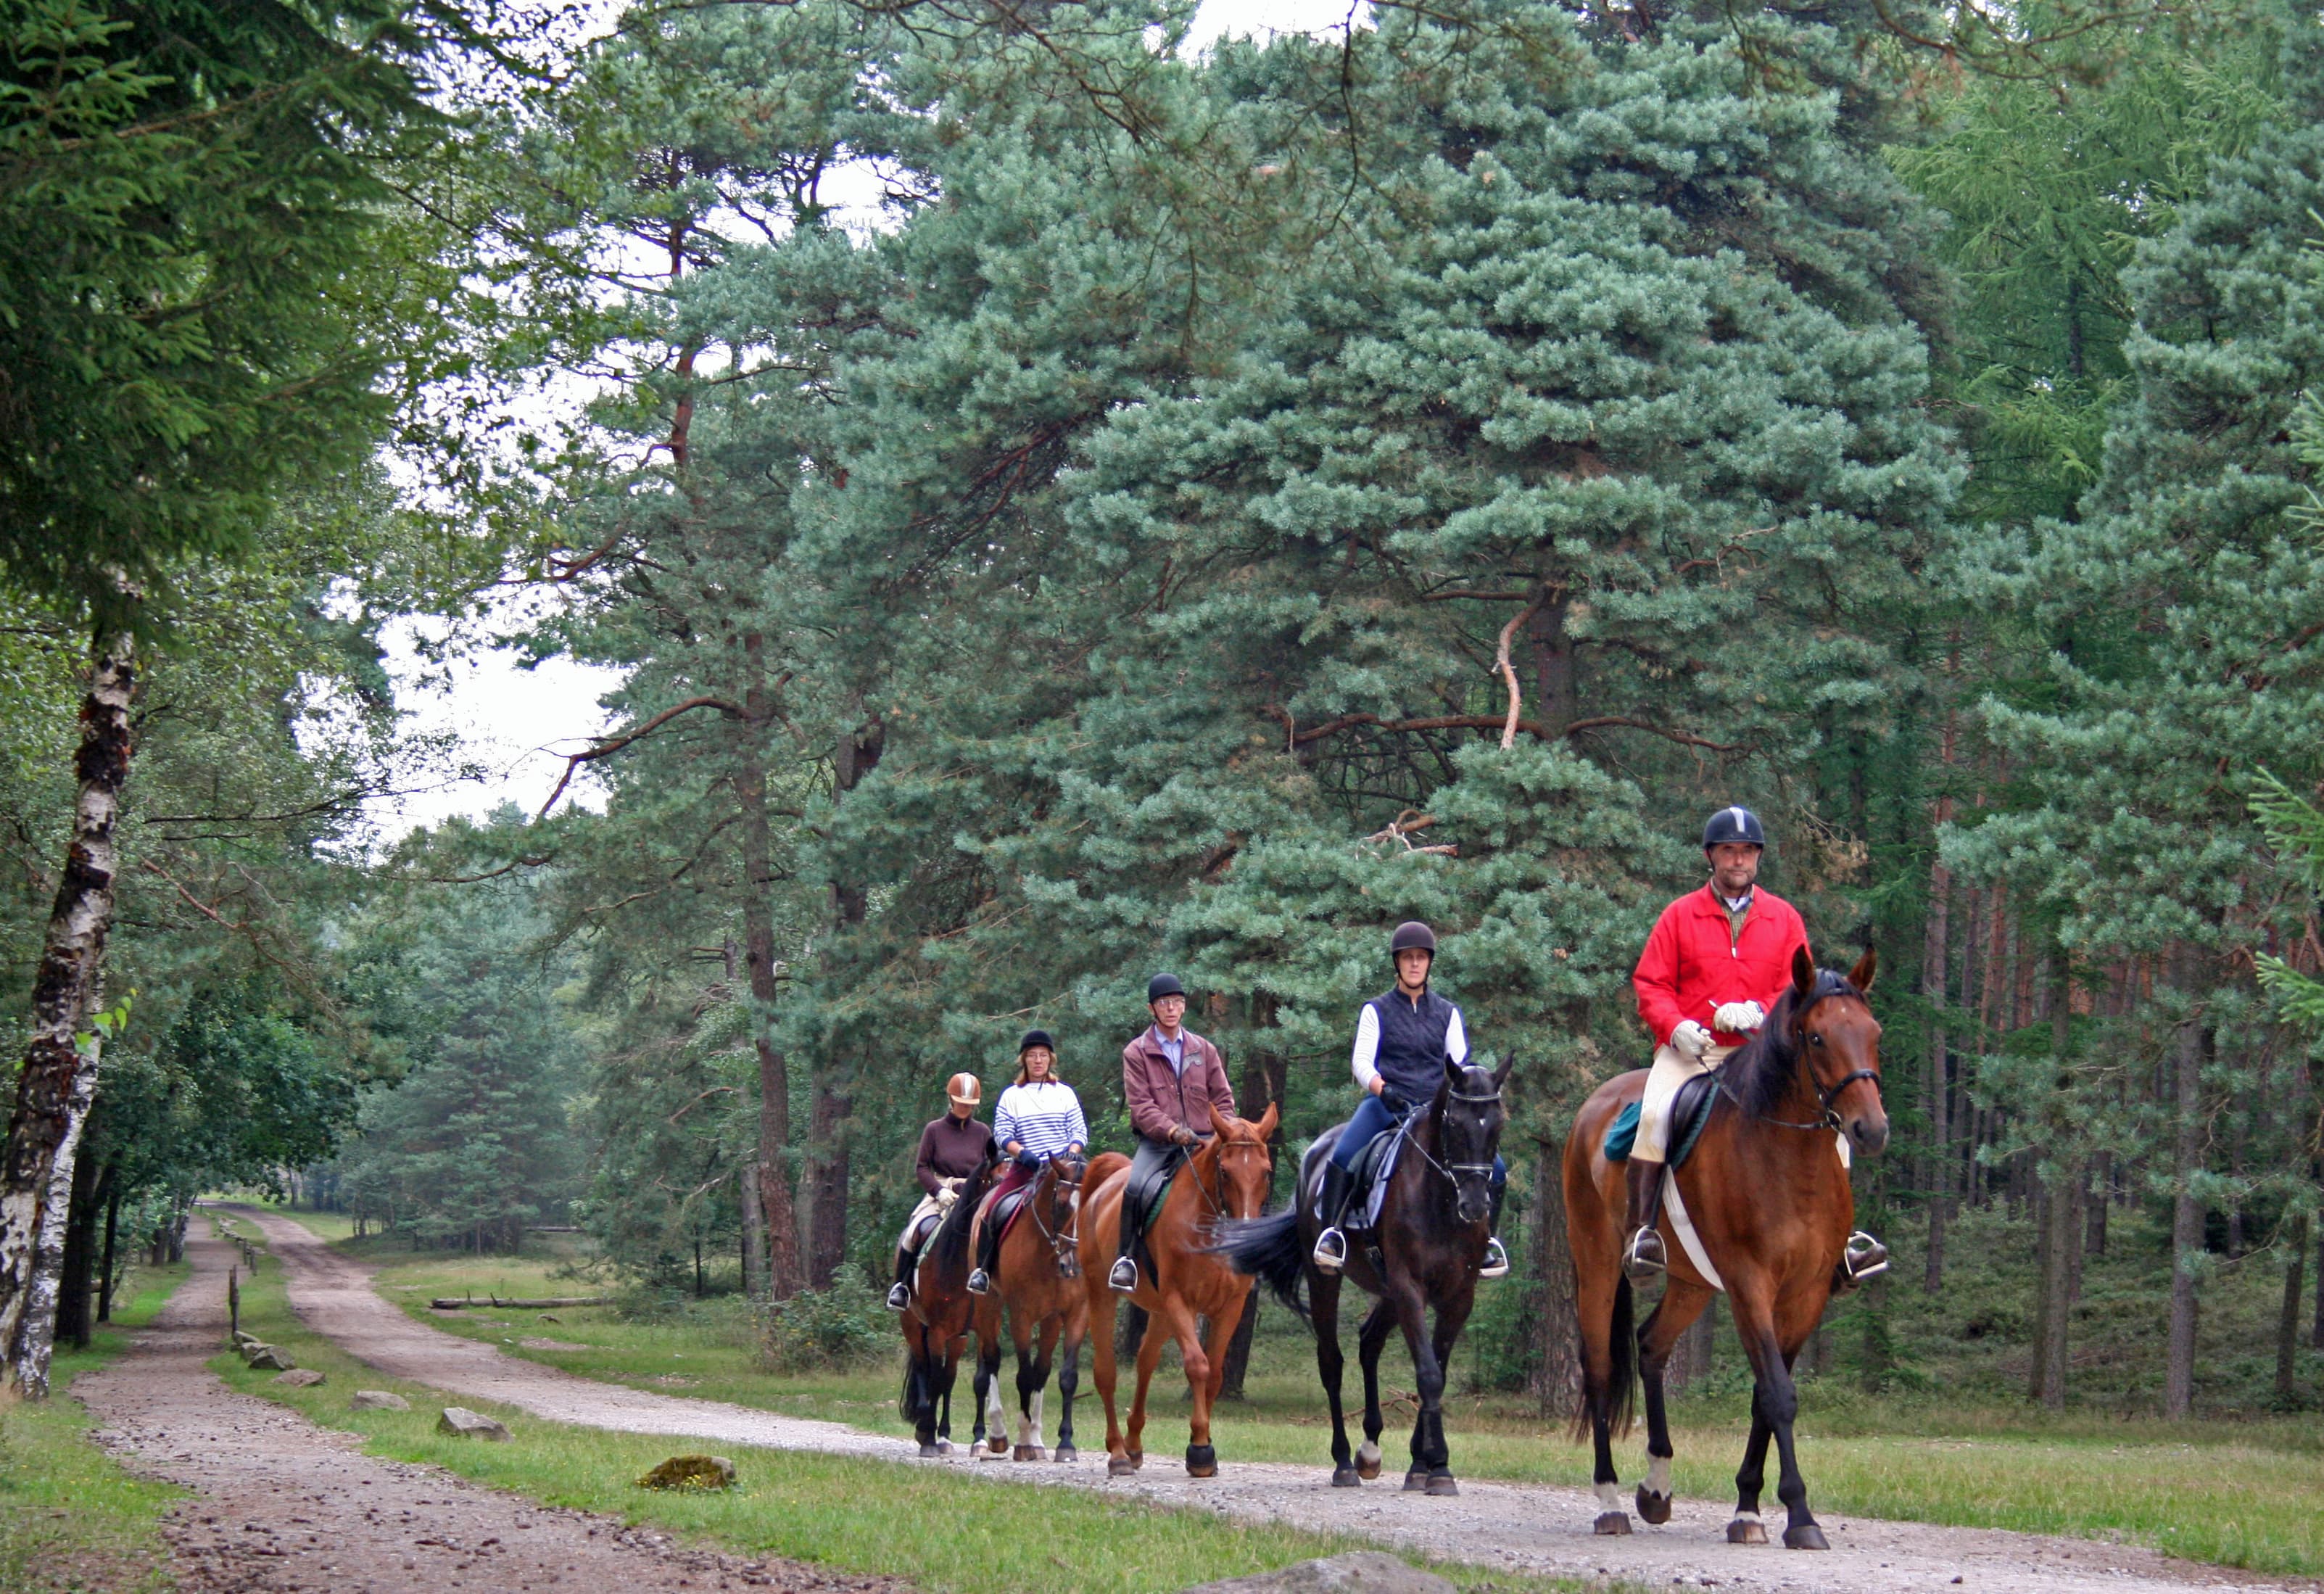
top-left (1014, 1147), bottom-right (1042, 1172)
top-left (1712, 1001), bottom-right (1766, 1033)
top-left (1671, 1020), bottom-right (1713, 1059)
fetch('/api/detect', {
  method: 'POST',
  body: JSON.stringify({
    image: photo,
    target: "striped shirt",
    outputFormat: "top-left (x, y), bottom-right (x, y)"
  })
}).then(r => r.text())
top-left (993, 1081), bottom-right (1087, 1160)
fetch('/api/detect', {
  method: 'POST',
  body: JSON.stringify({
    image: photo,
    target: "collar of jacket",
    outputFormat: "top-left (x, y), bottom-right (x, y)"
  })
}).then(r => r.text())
top-left (1697, 882), bottom-right (1756, 916)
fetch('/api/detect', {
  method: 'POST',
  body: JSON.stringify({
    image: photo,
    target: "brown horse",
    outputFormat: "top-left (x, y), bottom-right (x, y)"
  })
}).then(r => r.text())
top-left (1080, 1099), bottom-right (1278, 1477)
top-left (980, 1154), bottom-right (1090, 1461)
top-left (897, 1152), bottom-right (1003, 1457)
top-left (1564, 946), bottom-right (1885, 1550)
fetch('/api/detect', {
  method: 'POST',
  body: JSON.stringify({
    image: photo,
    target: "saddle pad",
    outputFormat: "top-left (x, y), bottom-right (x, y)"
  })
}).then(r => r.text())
top-left (1604, 1070), bottom-right (1721, 1168)
top-left (1304, 1116), bottom-right (1412, 1232)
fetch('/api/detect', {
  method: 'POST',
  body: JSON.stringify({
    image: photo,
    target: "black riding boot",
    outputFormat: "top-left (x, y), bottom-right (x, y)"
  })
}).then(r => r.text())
top-left (1109, 1207), bottom-right (1142, 1294)
top-left (1622, 1158), bottom-right (1668, 1284)
top-left (1479, 1168), bottom-right (1510, 1279)
top-left (967, 1212), bottom-right (1001, 1296)
top-left (886, 1244), bottom-right (916, 1311)
top-left (1311, 1160), bottom-right (1357, 1274)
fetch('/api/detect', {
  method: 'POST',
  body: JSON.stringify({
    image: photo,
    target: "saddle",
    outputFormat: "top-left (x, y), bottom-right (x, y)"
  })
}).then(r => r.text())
top-left (983, 1182), bottom-right (1037, 1246)
top-left (1302, 1115), bottom-right (1414, 1233)
top-left (1604, 1069), bottom-right (1721, 1170)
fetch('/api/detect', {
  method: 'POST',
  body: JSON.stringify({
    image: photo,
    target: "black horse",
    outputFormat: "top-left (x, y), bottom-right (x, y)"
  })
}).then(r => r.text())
top-left (897, 1149), bottom-right (1002, 1456)
top-left (1217, 1054), bottom-right (1513, 1494)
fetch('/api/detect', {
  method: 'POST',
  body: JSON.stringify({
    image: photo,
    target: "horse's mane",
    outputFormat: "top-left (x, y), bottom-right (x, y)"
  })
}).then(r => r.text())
top-left (1724, 968), bottom-right (1864, 1119)
top-left (926, 1158), bottom-right (988, 1269)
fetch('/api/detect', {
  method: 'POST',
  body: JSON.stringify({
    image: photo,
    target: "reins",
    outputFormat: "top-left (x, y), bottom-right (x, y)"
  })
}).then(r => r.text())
top-left (1405, 1082), bottom-right (1502, 1194)
top-left (1715, 994), bottom-right (1883, 1132)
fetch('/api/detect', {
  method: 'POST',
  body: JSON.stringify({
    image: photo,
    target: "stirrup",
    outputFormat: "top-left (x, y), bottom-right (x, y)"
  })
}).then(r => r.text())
top-left (1623, 1226), bottom-right (1667, 1284)
top-left (886, 1281), bottom-right (911, 1311)
top-left (1842, 1231), bottom-right (1890, 1283)
top-left (1477, 1236), bottom-right (1509, 1279)
top-left (1107, 1255), bottom-right (1139, 1294)
top-left (966, 1268), bottom-right (993, 1296)
top-left (1311, 1227), bottom-right (1348, 1275)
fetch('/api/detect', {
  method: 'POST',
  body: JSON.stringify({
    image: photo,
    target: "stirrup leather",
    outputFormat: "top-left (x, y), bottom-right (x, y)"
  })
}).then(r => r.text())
top-left (1311, 1227), bottom-right (1348, 1274)
top-left (1477, 1236), bottom-right (1509, 1279)
top-left (1842, 1230), bottom-right (1889, 1282)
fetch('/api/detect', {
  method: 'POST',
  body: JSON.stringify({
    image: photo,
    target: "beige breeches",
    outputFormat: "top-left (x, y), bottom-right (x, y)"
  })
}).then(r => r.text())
top-left (898, 1191), bottom-right (946, 1252)
top-left (1632, 1043), bottom-right (1739, 1165)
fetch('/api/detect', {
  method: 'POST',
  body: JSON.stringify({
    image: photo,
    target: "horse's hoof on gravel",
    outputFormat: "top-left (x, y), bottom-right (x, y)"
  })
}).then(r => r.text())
top-left (1331, 1467), bottom-right (1361, 1487)
top-left (1186, 1444), bottom-right (1217, 1477)
top-left (1402, 1470), bottom-right (1428, 1492)
top-left (1128, 1450), bottom-right (1144, 1471)
top-left (987, 1435), bottom-right (1008, 1455)
top-left (1594, 1512), bottom-right (1633, 1536)
top-left (1727, 1518), bottom-right (1769, 1545)
top-left (1783, 1524), bottom-right (1829, 1551)
top-left (935, 1439), bottom-right (953, 1455)
top-left (1426, 1474), bottom-right (1458, 1498)
top-left (1014, 1445), bottom-right (1045, 1462)
top-left (1054, 1445), bottom-right (1076, 1463)
top-left (1108, 1453), bottom-right (1137, 1477)
top-left (1355, 1441), bottom-right (1383, 1479)
top-left (918, 1442), bottom-right (939, 1458)
top-left (1636, 1487), bottom-right (1672, 1525)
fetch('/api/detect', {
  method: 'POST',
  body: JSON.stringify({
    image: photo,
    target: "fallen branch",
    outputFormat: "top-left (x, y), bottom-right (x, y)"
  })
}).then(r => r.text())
top-left (430, 1294), bottom-right (610, 1310)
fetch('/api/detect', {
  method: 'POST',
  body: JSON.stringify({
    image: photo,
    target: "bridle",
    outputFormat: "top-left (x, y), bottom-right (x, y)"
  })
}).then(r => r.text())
top-left (1408, 1080), bottom-right (1502, 1189)
top-left (1028, 1156), bottom-right (1083, 1276)
top-left (1714, 998), bottom-right (1883, 1132)
top-left (1188, 1133), bottom-right (1272, 1223)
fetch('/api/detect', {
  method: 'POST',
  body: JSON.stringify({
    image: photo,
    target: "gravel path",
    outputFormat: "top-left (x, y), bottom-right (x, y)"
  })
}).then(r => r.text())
top-left (228, 1203), bottom-right (2319, 1594)
top-left (67, 1226), bottom-right (911, 1594)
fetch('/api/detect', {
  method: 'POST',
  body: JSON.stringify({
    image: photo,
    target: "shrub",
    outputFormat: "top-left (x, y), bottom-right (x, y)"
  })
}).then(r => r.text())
top-left (758, 1276), bottom-right (891, 1371)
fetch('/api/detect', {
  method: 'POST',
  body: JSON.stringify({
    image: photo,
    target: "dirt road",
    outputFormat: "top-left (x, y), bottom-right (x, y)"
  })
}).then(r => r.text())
top-left (228, 1202), bottom-right (2314, 1594)
top-left (68, 1226), bottom-right (910, 1594)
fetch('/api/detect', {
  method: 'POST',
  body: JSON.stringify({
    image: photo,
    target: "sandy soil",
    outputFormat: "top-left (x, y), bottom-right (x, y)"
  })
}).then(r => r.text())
top-left (228, 1202), bottom-right (2322, 1594)
top-left (67, 1228), bottom-right (911, 1594)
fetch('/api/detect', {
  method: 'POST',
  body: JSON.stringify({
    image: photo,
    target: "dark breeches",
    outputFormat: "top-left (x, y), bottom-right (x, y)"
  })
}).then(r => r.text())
top-left (1117, 1137), bottom-right (1185, 1259)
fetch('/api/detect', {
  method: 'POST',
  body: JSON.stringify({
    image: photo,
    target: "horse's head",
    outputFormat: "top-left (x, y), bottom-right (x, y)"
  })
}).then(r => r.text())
top-left (1204, 1099), bottom-right (1280, 1220)
top-left (1436, 1053), bottom-right (1513, 1227)
top-left (1786, 945), bottom-right (1887, 1156)
top-left (1036, 1152), bottom-right (1086, 1279)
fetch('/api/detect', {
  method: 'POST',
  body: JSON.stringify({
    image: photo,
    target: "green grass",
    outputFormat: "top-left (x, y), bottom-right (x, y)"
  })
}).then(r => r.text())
top-left (1, 1263), bottom-right (189, 1594)
top-left (284, 1213), bottom-right (2324, 1579)
top-left (224, 1225), bottom-right (1594, 1594)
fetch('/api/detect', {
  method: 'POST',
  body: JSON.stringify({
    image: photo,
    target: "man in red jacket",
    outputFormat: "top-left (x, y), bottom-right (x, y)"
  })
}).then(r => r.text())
top-left (1624, 806), bottom-right (1812, 1282)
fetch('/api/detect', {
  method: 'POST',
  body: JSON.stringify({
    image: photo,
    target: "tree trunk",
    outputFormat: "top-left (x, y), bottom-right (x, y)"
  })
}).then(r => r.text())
top-left (804, 1078), bottom-right (851, 1288)
top-left (2164, 998), bottom-right (2206, 1420)
top-left (55, 1147), bottom-right (102, 1351)
top-left (1527, 589), bottom-right (1576, 730)
top-left (738, 1160), bottom-right (769, 1299)
top-left (96, 1185), bottom-right (119, 1323)
top-left (2083, 1149), bottom-right (2109, 1259)
top-left (0, 630), bottom-right (134, 1397)
top-left (2313, 1219), bottom-right (2323, 1352)
top-left (736, 751), bottom-right (803, 1300)
top-left (1527, 1133), bottom-right (1579, 1417)
top-left (2030, 951), bottom-right (2074, 1408)
top-left (1922, 819), bottom-right (1952, 1294)
top-left (2278, 1212), bottom-right (2310, 1406)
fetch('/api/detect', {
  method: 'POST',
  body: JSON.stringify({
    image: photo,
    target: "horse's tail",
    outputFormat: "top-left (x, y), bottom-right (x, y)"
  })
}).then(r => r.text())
top-left (1209, 1207), bottom-right (1309, 1319)
top-left (1569, 1272), bottom-right (1638, 1441)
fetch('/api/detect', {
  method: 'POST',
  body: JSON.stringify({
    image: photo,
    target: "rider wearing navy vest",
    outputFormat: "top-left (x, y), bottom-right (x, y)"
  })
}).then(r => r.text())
top-left (1311, 922), bottom-right (1510, 1279)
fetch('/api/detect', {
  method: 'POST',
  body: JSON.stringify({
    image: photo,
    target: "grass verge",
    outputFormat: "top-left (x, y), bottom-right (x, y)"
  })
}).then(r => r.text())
top-left (220, 1227), bottom-right (1598, 1594)
top-left (0, 1263), bottom-right (189, 1594)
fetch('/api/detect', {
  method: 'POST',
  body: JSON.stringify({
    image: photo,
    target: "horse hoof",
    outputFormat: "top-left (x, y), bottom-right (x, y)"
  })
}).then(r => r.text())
top-left (1426, 1474), bottom-right (1458, 1498)
top-left (1054, 1445), bottom-right (1076, 1463)
top-left (1402, 1470), bottom-right (1428, 1492)
top-left (1128, 1450), bottom-right (1144, 1471)
top-left (918, 1442), bottom-right (940, 1458)
top-left (1108, 1453), bottom-right (1137, 1477)
top-left (1727, 1518), bottom-right (1769, 1545)
top-left (1594, 1512), bottom-right (1632, 1536)
top-left (1014, 1445), bottom-right (1046, 1462)
top-left (1331, 1468), bottom-right (1362, 1487)
top-left (1637, 1487), bottom-right (1672, 1526)
top-left (935, 1439), bottom-right (953, 1455)
top-left (988, 1435), bottom-right (1008, 1455)
top-left (1355, 1442), bottom-right (1382, 1479)
top-left (1783, 1524), bottom-right (1829, 1551)
top-left (1186, 1444), bottom-right (1217, 1477)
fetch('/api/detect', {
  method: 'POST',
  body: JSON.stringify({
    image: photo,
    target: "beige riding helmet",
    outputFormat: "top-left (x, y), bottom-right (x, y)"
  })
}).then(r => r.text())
top-left (946, 1072), bottom-right (983, 1108)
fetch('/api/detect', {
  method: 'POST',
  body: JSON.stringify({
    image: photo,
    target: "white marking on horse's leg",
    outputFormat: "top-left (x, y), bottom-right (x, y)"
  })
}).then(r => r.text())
top-left (1595, 1481), bottom-right (1622, 1511)
top-left (1732, 1510), bottom-right (1763, 1526)
top-left (1030, 1387), bottom-right (1046, 1450)
top-left (1645, 1455), bottom-right (1671, 1496)
top-left (988, 1374), bottom-right (1006, 1437)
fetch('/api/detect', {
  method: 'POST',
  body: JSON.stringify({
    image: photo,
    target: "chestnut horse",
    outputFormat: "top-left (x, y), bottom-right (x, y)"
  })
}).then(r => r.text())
top-left (1219, 1056), bottom-right (1512, 1495)
top-left (1563, 947), bottom-right (1885, 1550)
top-left (1079, 1100), bottom-right (1278, 1477)
top-left (981, 1154), bottom-right (1089, 1461)
top-left (897, 1150), bottom-right (1003, 1457)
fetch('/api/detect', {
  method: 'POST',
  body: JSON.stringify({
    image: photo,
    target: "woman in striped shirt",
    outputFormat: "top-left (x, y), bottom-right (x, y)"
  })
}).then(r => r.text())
top-left (967, 1031), bottom-right (1086, 1295)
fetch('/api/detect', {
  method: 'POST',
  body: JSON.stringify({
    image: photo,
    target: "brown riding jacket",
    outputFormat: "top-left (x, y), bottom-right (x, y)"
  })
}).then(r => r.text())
top-left (1121, 1025), bottom-right (1236, 1143)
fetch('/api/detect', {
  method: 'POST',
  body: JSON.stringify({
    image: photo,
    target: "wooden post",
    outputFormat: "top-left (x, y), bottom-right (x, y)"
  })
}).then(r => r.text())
top-left (228, 1265), bottom-right (239, 1342)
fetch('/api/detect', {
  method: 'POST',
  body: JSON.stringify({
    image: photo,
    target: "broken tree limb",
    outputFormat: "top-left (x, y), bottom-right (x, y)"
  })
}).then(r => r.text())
top-left (429, 1294), bottom-right (611, 1310)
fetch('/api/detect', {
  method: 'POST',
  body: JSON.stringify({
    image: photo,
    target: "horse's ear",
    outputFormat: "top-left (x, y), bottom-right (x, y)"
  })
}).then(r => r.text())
top-left (1492, 1052), bottom-right (1515, 1090)
top-left (1254, 1100), bottom-right (1280, 1139)
top-left (1849, 946), bottom-right (1877, 993)
top-left (1208, 1097), bottom-right (1233, 1138)
top-left (1792, 944), bottom-right (1816, 1002)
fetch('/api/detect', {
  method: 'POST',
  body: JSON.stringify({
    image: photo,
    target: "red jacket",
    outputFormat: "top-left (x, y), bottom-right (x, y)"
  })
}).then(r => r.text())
top-left (1633, 884), bottom-right (1812, 1048)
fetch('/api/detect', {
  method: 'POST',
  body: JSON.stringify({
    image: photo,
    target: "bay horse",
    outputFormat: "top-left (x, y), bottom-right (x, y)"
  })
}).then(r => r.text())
top-left (982, 1153), bottom-right (1089, 1461)
top-left (1219, 1055), bottom-right (1512, 1495)
top-left (1079, 1099), bottom-right (1279, 1477)
top-left (1563, 946), bottom-right (1885, 1550)
top-left (897, 1150), bottom-right (1003, 1457)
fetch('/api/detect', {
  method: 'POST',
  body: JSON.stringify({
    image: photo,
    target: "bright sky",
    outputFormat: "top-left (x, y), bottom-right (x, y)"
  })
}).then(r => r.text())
top-left (372, 0), bottom-right (1363, 838)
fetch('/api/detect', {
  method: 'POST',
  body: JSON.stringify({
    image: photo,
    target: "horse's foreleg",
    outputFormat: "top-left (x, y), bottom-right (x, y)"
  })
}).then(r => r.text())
top-left (1422, 1285), bottom-right (1478, 1489)
top-left (936, 1344), bottom-right (960, 1453)
top-left (1055, 1316), bottom-right (1083, 1463)
top-left (1732, 1286), bottom-right (1822, 1549)
top-left (1637, 1283), bottom-right (1709, 1527)
top-left (972, 1330), bottom-right (1004, 1455)
top-left (1186, 1299), bottom-right (1238, 1476)
top-left (1155, 1293), bottom-right (1217, 1477)
top-left (1307, 1270), bottom-right (1358, 1486)
top-left (1355, 1300), bottom-right (1395, 1479)
top-left (1384, 1278), bottom-right (1452, 1496)
top-left (1124, 1298), bottom-right (1170, 1471)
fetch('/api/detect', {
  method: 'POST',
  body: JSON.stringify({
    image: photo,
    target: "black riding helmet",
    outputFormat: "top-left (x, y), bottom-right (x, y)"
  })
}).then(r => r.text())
top-left (1146, 973), bottom-right (1185, 1003)
top-left (1701, 806), bottom-right (1766, 851)
top-left (1018, 1028), bottom-right (1056, 1054)
top-left (1389, 921), bottom-right (1437, 959)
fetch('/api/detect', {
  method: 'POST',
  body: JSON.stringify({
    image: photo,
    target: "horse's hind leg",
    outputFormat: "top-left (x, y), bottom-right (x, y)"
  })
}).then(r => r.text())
top-left (936, 1347), bottom-right (959, 1454)
top-left (1354, 1300), bottom-right (1394, 1480)
top-left (1637, 1282), bottom-right (1711, 1526)
top-left (1574, 1264), bottom-right (1634, 1535)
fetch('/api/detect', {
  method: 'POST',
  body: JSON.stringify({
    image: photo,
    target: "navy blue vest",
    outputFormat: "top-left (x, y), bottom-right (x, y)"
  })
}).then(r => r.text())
top-left (1367, 987), bottom-right (1462, 1110)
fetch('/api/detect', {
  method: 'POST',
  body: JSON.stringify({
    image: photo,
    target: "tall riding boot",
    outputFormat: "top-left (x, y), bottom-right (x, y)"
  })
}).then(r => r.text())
top-left (1109, 1200), bottom-right (1142, 1294)
top-left (1310, 1160), bottom-right (1357, 1273)
top-left (1479, 1168), bottom-right (1510, 1279)
top-left (886, 1245), bottom-right (916, 1311)
top-left (1622, 1158), bottom-right (1668, 1284)
top-left (967, 1215), bottom-right (1001, 1296)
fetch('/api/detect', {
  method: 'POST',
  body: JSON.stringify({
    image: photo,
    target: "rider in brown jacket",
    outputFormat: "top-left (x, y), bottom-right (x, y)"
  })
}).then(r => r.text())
top-left (1106, 972), bottom-right (1236, 1294)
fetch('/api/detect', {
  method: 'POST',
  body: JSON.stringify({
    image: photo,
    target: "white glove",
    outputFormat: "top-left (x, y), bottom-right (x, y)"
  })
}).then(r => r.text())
top-left (935, 1184), bottom-right (959, 1210)
top-left (1671, 1020), bottom-right (1713, 1060)
top-left (1713, 1001), bottom-right (1766, 1034)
